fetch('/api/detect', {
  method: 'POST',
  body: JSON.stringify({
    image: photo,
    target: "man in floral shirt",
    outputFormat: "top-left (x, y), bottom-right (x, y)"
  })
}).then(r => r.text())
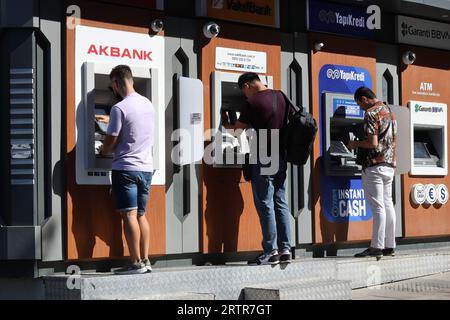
top-left (347, 87), bottom-right (397, 258)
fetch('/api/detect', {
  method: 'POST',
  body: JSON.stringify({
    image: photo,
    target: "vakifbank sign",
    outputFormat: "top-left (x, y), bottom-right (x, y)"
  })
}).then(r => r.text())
top-left (307, 0), bottom-right (380, 38)
top-left (397, 16), bottom-right (450, 51)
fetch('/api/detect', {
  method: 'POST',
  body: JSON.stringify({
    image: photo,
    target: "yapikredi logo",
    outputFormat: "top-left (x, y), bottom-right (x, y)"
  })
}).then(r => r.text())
top-left (326, 68), bottom-right (365, 81)
top-left (317, 5), bottom-right (380, 30)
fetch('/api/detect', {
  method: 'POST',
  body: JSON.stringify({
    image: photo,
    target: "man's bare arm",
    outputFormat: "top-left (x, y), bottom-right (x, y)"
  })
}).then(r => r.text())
top-left (99, 135), bottom-right (119, 155)
top-left (221, 111), bottom-right (249, 134)
top-left (347, 134), bottom-right (378, 150)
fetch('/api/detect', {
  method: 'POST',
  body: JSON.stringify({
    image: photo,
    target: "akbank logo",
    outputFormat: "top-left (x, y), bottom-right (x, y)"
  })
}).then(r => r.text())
top-left (326, 68), bottom-right (365, 82)
top-left (401, 22), bottom-right (408, 37)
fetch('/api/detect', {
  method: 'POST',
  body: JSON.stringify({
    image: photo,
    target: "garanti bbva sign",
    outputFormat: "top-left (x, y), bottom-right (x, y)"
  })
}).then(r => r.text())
top-left (397, 16), bottom-right (450, 51)
top-left (197, 0), bottom-right (279, 28)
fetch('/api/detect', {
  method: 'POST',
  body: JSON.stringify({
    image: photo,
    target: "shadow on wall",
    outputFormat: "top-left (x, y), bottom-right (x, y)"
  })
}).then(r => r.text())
top-left (313, 156), bottom-right (350, 256)
top-left (204, 163), bottom-right (244, 254)
top-left (66, 146), bottom-right (124, 259)
top-left (65, 100), bottom-right (125, 259)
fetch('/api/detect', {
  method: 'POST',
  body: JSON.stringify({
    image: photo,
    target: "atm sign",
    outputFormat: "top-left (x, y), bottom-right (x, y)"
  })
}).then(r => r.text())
top-left (87, 44), bottom-right (153, 61)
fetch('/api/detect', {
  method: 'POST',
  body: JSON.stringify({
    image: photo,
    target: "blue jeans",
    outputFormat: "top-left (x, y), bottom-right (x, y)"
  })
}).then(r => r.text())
top-left (111, 170), bottom-right (153, 216)
top-left (250, 159), bottom-right (292, 253)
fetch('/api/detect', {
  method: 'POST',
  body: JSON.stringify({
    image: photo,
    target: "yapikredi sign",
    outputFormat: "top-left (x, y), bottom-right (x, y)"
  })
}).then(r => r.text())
top-left (307, 0), bottom-right (380, 38)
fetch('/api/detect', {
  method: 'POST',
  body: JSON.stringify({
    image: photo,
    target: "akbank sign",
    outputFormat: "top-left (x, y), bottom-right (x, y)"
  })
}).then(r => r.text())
top-left (307, 0), bottom-right (380, 38)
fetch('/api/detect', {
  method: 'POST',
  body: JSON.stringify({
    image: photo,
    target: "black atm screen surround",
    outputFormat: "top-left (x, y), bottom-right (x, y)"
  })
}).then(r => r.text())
top-left (413, 129), bottom-right (441, 167)
top-left (322, 92), bottom-right (365, 176)
top-left (221, 81), bottom-right (244, 125)
top-left (88, 72), bottom-right (152, 166)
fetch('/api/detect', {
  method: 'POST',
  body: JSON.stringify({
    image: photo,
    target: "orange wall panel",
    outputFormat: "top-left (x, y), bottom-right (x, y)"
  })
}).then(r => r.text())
top-left (199, 24), bottom-right (281, 253)
top-left (400, 46), bottom-right (450, 238)
top-left (65, 2), bottom-right (166, 260)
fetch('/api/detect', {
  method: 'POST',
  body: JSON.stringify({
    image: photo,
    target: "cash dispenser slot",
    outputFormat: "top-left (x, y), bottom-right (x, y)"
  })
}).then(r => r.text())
top-left (413, 128), bottom-right (442, 168)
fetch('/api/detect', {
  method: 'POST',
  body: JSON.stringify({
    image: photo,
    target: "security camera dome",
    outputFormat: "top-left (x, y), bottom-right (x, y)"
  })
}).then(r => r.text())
top-left (203, 22), bottom-right (220, 39)
top-left (210, 24), bottom-right (220, 35)
top-left (151, 19), bottom-right (164, 33)
top-left (402, 51), bottom-right (416, 65)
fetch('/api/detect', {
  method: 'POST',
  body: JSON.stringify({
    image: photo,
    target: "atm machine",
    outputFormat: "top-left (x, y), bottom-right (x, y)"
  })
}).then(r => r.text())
top-left (76, 62), bottom-right (160, 185)
top-left (211, 71), bottom-right (273, 167)
top-left (322, 92), bottom-right (365, 176)
top-left (74, 25), bottom-right (165, 186)
top-left (409, 101), bottom-right (447, 176)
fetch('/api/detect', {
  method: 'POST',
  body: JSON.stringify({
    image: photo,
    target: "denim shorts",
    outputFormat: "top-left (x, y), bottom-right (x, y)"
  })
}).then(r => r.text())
top-left (111, 170), bottom-right (153, 216)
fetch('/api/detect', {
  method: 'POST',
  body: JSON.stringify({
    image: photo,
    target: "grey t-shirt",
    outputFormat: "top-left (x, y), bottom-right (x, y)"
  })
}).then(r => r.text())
top-left (107, 92), bottom-right (155, 172)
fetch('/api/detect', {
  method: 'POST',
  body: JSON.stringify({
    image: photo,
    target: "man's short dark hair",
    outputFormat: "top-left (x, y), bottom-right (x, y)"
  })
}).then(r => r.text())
top-left (110, 65), bottom-right (133, 87)
top-left (354, 86), bottom-right (376, 101)
top-left (238, 72), bottom-right (261, 89)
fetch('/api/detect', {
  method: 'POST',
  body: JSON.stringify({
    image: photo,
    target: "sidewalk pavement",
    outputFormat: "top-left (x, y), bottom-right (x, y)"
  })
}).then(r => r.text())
top-left (352, 272), bottom-right (450, 300)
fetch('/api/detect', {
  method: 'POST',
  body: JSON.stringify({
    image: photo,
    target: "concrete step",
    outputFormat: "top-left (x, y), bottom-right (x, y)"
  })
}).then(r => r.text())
top-left (352, 272), bottom-right (450, 300)
top-left (44, 260), bottom-right (336, 300)
top-left (336, 251), bottom-right (450, 289)
top-left (43, 248), bottom-right (450, 300)
top-left (129, 292), bottom-right (215, 300)
top-left (244, 278), bottom-right (352, 300)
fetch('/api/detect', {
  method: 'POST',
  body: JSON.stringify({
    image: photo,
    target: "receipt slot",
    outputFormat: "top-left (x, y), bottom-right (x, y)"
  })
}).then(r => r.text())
top-left (76, 62), bottom-right (159, 185)
top-left (409, 101), bottom-right (447, 176)
top-left (211, 71), bottom-right (273, 167)
top-left (322, 92), bottom-right (365, 176)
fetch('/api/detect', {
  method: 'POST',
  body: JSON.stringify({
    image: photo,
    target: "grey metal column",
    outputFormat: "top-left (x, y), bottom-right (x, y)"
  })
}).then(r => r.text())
top-left (164, 17), bottom-right (200, 254)
top-left (281, 32), bottom-right (313, 246)
top-left (39, 0), bottom-right (63, 263)
top-left (0, 0), bottom-right (64, 273)
top-left (376, 43), bottom-right (403, 238)
top-left (0, 1), bottom-right (41, 264)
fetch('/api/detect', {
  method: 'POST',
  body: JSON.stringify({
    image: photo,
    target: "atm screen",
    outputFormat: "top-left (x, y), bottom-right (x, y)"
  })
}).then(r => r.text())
top-left (221, 81), bottom-right (244, 112)
top-left (94, 105), bottom-right (110, 116)
top-left (414, 142), bottom-right (432, 159)
top-left (221, 81), bottom-right (245, 125)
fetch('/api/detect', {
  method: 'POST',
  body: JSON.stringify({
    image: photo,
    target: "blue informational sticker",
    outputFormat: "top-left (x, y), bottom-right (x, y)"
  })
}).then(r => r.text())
top-left (319, 64), bottom-right (373, 223)
top-left (332, 98), bottom-right (364, 119)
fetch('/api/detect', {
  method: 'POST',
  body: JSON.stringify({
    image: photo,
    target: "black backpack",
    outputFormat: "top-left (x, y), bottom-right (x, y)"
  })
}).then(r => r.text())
top-left (275, 91), bottom-right (318, 166)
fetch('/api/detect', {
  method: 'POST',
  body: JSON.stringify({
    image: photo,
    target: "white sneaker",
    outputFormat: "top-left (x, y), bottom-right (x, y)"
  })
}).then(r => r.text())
top-left (142, 258), bottom-right (152, 273)
top-left (114, 261), bottom-right (147, 275)
top-left (248, 250), bottom-right (280, 266)
top-left (279, 248), bottom-right (292, 264)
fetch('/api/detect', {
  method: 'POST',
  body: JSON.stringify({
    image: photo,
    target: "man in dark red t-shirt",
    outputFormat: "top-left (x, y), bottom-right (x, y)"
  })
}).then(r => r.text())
top-left (221, 72), bottom-right (292, 266)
